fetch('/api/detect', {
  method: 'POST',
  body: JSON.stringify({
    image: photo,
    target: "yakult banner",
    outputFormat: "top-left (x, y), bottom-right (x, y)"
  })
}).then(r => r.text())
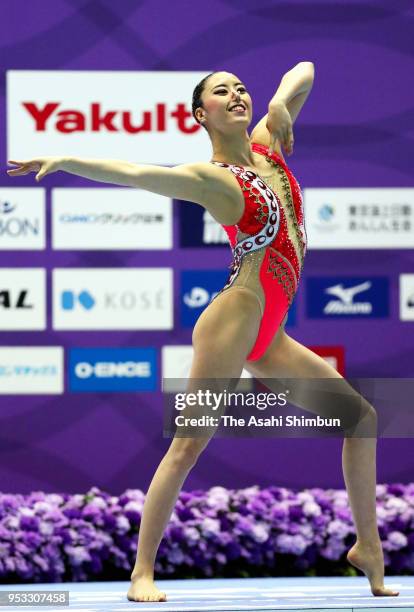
top-left (52, 187), bottom-right (172, 250)
top-left (7, 70), bottom-right (210, 165)
top-left (304, 188), bottom-right (414, 248)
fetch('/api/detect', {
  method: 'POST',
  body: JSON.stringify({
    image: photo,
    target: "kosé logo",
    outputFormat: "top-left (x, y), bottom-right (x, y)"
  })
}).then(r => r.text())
top-left (53, 268), bottom-right (172, 330)
top-left (0, 189), bottom-right (45, 250)
top-left (307, 277), bottom-right (389, 318)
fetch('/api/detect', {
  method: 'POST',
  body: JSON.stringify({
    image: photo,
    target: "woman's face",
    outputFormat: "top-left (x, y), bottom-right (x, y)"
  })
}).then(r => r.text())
top-left (197, 71), bottom-right (252, 134)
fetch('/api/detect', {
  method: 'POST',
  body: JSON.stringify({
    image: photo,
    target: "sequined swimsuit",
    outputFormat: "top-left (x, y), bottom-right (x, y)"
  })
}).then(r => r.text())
top-left (211, 142), bottom-right (307, 362)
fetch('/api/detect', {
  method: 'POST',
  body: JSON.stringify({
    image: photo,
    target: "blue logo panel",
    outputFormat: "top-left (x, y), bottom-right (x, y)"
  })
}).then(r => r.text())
top-left (182, 270), bottom-right (298, 328)
top-left (181, 270), bottom-right (229, 327)
top-left (179, 202), bottom-right (228, 248)
top-left (69, 348), bottom-right (157, 392)
top-left (306, 277), bottom-right (389, 318)
top-left (285, 298), bottom-right (297, 327)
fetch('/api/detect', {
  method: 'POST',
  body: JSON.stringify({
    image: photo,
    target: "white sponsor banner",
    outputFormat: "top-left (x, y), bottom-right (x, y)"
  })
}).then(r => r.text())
top-left (52, 188), bottom-right (172, 250)
top-left (53, 268), bottom-right (173, 330)
top-left (0, 268), bottom-right (46, 330)
top-left (161, 345), bottom-right (252, 392)
top-left (400, 274), bottom-right (414, 321)
top-left (0, 347), bottom-right (63, 394)
top-left (304, 188), bottom-right (414, 248)
top-left (7, 70), bottom-right (211, 165)
top-left (0, 188), bottom-right (45, 250)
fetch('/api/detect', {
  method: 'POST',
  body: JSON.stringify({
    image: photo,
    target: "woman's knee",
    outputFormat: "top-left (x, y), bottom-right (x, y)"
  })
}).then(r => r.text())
top-left (344, 398), bottom-right (378, 437)
top-left (166, 438), bottom-right (208, 471)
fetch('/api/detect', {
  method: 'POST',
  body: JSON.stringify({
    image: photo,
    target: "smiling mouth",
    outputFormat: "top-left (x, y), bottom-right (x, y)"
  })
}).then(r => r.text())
top-left (228, 104), bottom-right (246, 112)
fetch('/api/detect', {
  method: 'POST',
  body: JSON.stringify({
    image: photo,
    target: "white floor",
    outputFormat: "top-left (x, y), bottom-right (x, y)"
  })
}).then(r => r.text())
top-left (0, 575), bottom-right (412, 611)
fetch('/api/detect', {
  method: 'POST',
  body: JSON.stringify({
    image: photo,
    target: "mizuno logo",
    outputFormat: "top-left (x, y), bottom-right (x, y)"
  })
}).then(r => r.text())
top-left (324, 281), bottom-right (372, 314)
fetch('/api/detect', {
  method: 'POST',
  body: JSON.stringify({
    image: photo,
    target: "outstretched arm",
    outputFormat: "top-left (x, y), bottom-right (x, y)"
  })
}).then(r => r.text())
top-left (7, 157), bottom-right (211, 203)
top-left (6, 157), bottom-right (237, 220)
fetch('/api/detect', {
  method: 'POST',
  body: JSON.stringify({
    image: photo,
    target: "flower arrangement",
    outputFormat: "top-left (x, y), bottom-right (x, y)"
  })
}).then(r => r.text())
top-left (0, 484), bottom-right (413, 582)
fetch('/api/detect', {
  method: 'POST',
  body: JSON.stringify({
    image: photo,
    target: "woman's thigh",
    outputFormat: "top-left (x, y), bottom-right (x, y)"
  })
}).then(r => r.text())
top-left (168, 289), bottom-right (262, 453)
top-left (244, 330), bottom-right (375, 436)
top-left (191, 287), bottom-right (262, 379)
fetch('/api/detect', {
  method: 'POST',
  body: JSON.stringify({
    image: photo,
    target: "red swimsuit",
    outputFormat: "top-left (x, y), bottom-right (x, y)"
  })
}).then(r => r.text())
top-left (211, 142), bottom-right (307, 362)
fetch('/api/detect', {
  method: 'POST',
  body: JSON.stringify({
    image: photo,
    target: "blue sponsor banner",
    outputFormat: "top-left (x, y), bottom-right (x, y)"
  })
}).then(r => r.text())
top-left (179, 201), bottom-right (228, 247)
top-left (181, 270), bottom-right (228, 327)
top-left (181, 270), bottom-right (297, 328)
top-left (306, 277), bottom-right (389, 318)
top-left (285, 298), bottom-right (297, 327)
top-left (68, 347), bottom-right (157, 392)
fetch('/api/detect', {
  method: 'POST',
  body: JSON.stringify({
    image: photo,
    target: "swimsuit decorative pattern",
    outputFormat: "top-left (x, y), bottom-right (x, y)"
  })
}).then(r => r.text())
top-left (210, 142), bottom-right (307, 362)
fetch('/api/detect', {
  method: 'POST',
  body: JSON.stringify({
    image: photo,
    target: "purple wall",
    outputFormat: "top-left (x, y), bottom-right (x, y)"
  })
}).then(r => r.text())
top-left (1, 0), bottom-right (413, 494)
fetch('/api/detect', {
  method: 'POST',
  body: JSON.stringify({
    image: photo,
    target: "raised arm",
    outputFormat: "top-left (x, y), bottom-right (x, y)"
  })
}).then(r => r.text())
top-left (250, 61), bottom-right (315, 157)
top-left (6, 156), bottom-right (239, 223)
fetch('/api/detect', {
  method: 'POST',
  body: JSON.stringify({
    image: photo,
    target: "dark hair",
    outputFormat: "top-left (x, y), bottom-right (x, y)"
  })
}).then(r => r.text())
top-left (191, 71), bottom-right (218, 129)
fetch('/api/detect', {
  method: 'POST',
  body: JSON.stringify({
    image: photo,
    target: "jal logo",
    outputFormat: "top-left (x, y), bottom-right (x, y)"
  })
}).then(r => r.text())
top-left (23, 102), bottom-right (199, 134)
top-left (307, 277), bottom-right (389, 318)
top-left (0, 290), bottom-right (33, 309)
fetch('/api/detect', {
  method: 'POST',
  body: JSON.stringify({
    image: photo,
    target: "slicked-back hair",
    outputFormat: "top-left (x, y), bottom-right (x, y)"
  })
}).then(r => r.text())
top-left (191, 71), bottom-right (218, 130)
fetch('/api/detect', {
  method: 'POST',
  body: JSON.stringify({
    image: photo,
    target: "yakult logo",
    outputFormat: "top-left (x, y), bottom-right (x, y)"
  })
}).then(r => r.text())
top-left (23, 102), bottom-right (199, 134)
top-left (8, 71), bottom-right (211, 164)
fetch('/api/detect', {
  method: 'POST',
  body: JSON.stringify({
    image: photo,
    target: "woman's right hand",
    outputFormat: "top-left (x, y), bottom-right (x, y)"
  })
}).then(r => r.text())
top-left (7, 157), bottom-right (63, 182)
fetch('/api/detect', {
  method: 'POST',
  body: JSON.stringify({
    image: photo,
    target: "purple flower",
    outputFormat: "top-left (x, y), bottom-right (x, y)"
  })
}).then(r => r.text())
top-left (276, 533), bottom-right (308, 555)
top-left (387, 531), bottom-right (408, 551)
top-left (288, 504), bottom-right (304, 521)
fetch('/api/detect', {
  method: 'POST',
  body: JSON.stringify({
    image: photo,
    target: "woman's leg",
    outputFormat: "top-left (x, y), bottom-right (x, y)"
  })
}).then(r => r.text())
top-left (245, 330), bottom-right (399, 597)
top-left (127, 289), bottom-right (262, 602)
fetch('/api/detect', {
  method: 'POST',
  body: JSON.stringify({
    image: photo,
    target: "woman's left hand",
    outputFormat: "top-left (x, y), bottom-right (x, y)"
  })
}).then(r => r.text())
top-left (266, 101), bottom-right (294, 157)
top-left (7, 157), bottom-right (63, 182)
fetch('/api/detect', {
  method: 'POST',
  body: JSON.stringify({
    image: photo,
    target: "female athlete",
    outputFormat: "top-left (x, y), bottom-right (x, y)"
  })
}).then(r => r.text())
top-left (7, 63), bottom-right (398, 601)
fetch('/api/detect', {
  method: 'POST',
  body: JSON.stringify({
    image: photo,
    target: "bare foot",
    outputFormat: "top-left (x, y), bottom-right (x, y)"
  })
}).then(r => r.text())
top-left (347, 541), bottom-right (399, 597)
top-left (127, 575), bottom-right (167, 602)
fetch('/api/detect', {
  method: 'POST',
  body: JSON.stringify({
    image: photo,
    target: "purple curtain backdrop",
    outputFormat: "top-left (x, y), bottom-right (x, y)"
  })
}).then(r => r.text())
top-left (1, 0), bottom-right (413, 494)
